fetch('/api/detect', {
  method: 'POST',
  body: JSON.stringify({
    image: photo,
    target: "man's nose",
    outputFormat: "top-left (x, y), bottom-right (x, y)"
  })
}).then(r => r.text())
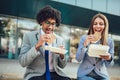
top-left (48, 24), bottom-right (53, 28)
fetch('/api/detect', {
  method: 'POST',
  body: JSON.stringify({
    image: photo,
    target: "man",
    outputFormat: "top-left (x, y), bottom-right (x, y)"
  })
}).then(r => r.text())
top-left (19, 5), bottom-right (71, 80)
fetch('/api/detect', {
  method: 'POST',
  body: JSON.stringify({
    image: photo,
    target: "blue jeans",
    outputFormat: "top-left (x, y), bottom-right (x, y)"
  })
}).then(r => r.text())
top-left (77, 76), bottom-right (96, 80)
top-left (77, 76), bottom-right (109, 80)
top-left (77, 70), bottom-right (109, 80)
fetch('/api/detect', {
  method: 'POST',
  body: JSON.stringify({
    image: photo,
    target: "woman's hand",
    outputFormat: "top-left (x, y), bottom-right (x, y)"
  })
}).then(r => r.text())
top-left (84, 35), bottom-right (94, 47)
top-left (99, 53), bottom-right (111, 60)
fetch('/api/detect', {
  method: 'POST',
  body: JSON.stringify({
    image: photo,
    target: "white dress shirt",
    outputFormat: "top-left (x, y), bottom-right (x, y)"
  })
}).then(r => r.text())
top-left (40, 29), bottom-right (55, 72)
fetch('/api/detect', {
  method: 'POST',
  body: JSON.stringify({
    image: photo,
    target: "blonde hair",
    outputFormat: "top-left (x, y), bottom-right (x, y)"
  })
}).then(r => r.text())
top-left (87, 13), bottom-right (109, 45)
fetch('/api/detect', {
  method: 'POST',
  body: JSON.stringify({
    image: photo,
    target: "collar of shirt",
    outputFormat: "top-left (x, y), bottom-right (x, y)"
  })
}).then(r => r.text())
top-left (40, 28), bottom-right (45, 35)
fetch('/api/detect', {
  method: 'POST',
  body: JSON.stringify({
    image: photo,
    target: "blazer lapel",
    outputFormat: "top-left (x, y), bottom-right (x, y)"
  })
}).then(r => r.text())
top-left (35, 30), bottom-right (41, 41)
top-left (35, 29), bottom-right (44, 55)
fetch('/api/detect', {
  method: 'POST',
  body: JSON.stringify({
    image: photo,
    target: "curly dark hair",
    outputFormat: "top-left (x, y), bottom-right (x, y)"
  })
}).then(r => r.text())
top-left (36, 5), bottom-right (61, 27)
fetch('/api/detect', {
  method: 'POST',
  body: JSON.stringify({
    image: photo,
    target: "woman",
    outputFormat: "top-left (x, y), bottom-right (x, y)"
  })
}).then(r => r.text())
top-left (76, 13), bottom-right (114, 80)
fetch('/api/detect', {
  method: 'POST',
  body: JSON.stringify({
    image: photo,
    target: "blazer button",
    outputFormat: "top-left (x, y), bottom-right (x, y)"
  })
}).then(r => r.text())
top-left (93, 64), bottom-right (95, 66)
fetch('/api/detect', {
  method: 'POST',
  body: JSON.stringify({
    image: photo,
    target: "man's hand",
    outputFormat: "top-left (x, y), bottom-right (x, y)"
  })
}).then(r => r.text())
top-left (35, 34), bottom-right (56, 51)
top-left (60, 54), bottom-right (64, 59)
top-left (35, 35), bottom-right (46, 51)
top-left (59, 45), bottom-right (65, 59)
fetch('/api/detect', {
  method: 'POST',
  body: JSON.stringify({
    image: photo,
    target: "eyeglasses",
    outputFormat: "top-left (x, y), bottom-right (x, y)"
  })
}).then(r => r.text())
top-left (44, 20), bottom-right (56, 27)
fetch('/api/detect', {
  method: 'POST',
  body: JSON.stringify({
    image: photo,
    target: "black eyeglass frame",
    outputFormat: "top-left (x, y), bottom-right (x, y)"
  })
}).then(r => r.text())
top-left (44, 20), bottom-right (56, 27)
